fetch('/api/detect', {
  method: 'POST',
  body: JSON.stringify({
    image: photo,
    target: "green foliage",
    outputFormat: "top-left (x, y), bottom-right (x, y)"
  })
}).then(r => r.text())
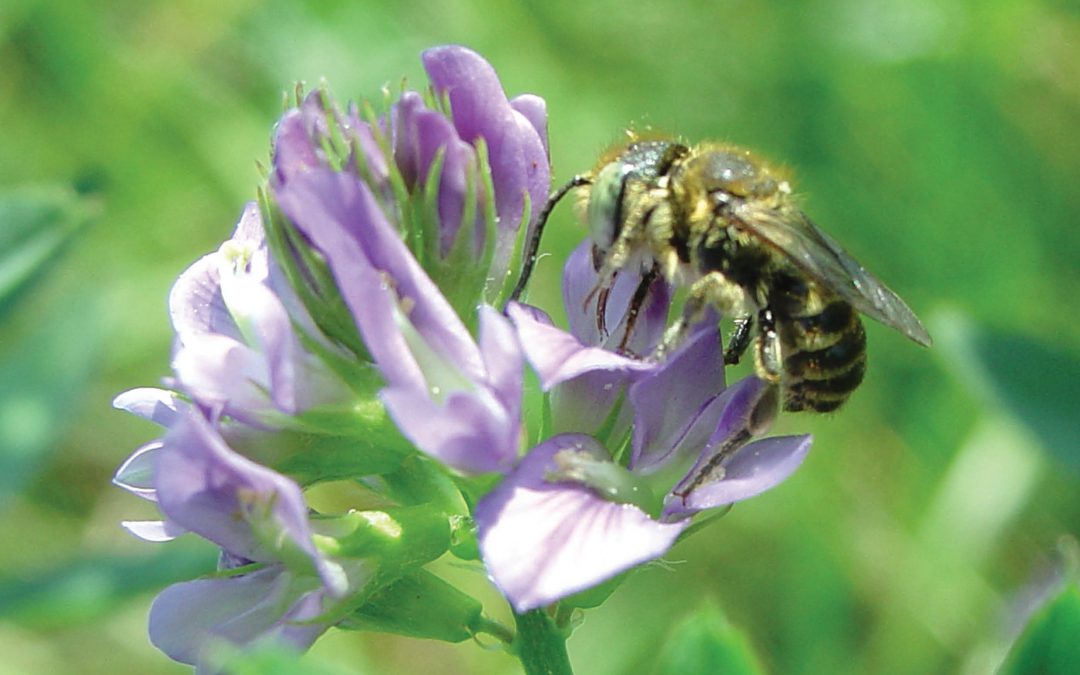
top-left (1001, 583), bottom-right (1080, 675)
top-left (653, 604), bottom-right (765, 675)
top-left (0, 186), bottom-right (91, 314)
top-left (0, 291), bottom-right (103, 503)
top-left (0, 543), bottom-right (215, 629)
top-left (937, 312), bottom-right (1080, 472)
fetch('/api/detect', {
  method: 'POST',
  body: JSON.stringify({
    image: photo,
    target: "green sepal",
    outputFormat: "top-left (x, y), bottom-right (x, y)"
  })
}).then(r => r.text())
top-left (222, 398), bottom-right (415, 486)
top-left (381, 454), bottom-right (471, 515)
top-left (259, 190), bottom-right (369, 363)
top-left (265, 429), bottom-right (408, 486)
top-left (321, 504), bottom-right (451, 568)
top-left (339, 569), bottom-right (483, 643)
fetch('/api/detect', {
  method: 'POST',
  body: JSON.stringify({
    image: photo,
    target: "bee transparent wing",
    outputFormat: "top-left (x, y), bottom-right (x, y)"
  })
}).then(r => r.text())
top-left (736, 205), bottom-right (932, 346)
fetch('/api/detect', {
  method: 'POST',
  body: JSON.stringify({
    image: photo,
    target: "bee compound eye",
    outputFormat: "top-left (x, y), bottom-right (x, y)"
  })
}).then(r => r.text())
top-left (586, 162), bottom-right (630, 253)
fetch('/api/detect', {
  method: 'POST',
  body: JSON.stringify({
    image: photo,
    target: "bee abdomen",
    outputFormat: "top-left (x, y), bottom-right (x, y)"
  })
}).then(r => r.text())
top-left (782, 306), bottom-right (867, 413)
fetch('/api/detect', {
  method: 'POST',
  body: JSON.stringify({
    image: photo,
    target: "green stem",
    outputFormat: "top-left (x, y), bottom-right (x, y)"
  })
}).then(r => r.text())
top-left (512, 609), bottom-right (573, 675)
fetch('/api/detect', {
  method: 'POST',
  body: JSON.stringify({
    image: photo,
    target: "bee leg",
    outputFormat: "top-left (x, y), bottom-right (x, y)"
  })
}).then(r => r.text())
top-left (616, 265), bottom-right (660, 354)
top-left (723, 316), bottom-right (754, 365)
top-left (507, 175), bottom-right (592, 306)
top-left (754, 308), bottom-right (783, 383)
top-left (595, 285), bottom-right (612, 339)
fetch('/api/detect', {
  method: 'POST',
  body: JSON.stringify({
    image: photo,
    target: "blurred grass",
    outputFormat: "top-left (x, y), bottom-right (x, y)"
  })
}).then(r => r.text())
top-left (1, 0), bottom-right (1078, 673)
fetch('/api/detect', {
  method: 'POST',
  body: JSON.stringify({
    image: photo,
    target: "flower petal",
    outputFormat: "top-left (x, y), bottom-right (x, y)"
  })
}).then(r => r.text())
top-left (148, 567), bottom-right (328, 668)
top-left (562, 240), bottom-right (670, 353)
top-left (272, 167), bottom-right (485, 389)
top-left (476, 305), bottom-right (523, 417)
top-left (122, 519), bottom-right (186, 542)
top-left (392, 91), bottom-right (480, 256)
top-left (380, 386), bottom-right (519, 474)
top-left (664, 434), bottom-right (812, 516)
top-left (476, 434), bottom-right (686, 612)
top-left (112, 387), bottom-right (184, 427)
top-left (628, 324), bottom-right (726, 472)
top-left (113, 440), bottom-right (162, 499)
top-left (155, 409), bottom-right (346, 596)
top-left (508, 302), bottom-right (652, 391)
top-left (422, 45), bottom-right (550, 275)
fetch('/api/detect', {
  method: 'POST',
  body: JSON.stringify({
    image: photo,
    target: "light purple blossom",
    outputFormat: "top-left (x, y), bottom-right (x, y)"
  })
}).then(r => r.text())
top-left (272, 45), bottom-right (549, 304)
top-left (476, 241), bottom-right (812, 611)
top-left (169, 203), bottom-right (350, 429)
top-left (421, 45), bottom-right (550, 279)
top-left (148, 565), bottom-right (335, 672)
top-left (113, 388), bottom-right (361, 667)
top-left (269, 46), bottom-right (542, 475)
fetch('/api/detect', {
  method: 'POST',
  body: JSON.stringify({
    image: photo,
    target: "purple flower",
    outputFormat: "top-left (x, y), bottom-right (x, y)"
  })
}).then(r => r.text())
top-left (169, 203), bottom-right (350, 429)
top-left (113, 389), bottom-right (364, 666)
top-left (476, 242), bottom-right (812, 611)
top-left (272, 45), bottom-right (549, 309)
top-left (421, 45), bottom-right (550, 282)
top-left (268, 47), bottom-right (542, 475)
top-left (272, 157), bottom-right (523, 475)
top-left (148, 565), bottom-right (334, 671)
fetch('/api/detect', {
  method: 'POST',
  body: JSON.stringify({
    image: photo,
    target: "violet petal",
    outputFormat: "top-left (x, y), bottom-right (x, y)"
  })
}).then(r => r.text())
top-left (562, 240), bottom-right (670, 353)
top-left (664, 434), bottom-right (812, 517)
top-left (422, 46), bottom-right (550, 271)
top-left (148, 567), bottom-right (328, 668)
top-left (112, 387), bottom-right (184, 428)
top-left (476, 434), bottom-right (686, 612)
top-left (272, 167), bottom-right (485, 389)
top-left (155, 409), bottom-right (347, 596)
top-left (380, 386), bottom-right (518, 474)
top-left (628, 325), bottom-right (726, 472)
top-left (508, 302), bottom-right (652, 391)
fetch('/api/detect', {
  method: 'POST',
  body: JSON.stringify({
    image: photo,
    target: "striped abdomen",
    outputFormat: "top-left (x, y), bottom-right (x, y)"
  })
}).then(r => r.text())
top-left (779, 300), bottom-right (867, 413)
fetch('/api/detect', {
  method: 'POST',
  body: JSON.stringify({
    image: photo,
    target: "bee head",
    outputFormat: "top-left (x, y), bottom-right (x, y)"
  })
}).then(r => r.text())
top-left (585, 160), bottom-right (631, 258)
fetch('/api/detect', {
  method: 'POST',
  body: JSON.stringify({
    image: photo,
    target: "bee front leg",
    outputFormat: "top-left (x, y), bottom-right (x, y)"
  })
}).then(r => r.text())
top-left (723, 316), bottom-right (754, 365)
top-left (754, 308), bottom-right (783, 383)
top-left (616, 265), bottom-right (661, 355)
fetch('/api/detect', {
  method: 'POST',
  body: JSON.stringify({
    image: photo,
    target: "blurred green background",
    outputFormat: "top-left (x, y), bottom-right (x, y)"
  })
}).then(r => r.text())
top-left (1, 0), bottom-right (1078, 673)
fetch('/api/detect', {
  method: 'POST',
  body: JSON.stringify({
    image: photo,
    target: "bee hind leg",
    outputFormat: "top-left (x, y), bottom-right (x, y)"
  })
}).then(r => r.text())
top-left (723, 316), bottom-right (754, 365)
top-left (754, 309), bottom-right (783, 383)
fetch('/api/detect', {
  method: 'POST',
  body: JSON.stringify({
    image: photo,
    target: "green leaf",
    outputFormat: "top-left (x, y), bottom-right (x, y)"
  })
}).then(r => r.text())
top-left (0, 185), bottom-right (92, 314)
top-left (1000, 582), bottom-right (1080, 675)
top-left (340, 569), bottom-right (483, 642)
top-left (653, 603), bottom-right (765, 675)
top-left (0, 291), bottom-right (105, 503)
top-left (934, 312), bottom-right (1080, 472)
top-left (0, 542), bottom-right (216, 629)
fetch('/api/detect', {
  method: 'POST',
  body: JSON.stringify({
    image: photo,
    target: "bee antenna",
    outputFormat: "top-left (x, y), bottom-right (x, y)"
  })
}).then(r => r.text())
top-left (507, 174), bottom-right (592, 306)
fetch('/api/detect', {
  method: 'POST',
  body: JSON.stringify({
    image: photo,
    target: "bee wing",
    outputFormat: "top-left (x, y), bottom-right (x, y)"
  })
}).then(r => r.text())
top-left (735, 205), bottom-right (932, 346)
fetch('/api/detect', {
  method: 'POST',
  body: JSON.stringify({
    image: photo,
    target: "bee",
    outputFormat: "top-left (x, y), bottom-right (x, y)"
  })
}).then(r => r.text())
top-left (511, 137), bottom-right (931, 413)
